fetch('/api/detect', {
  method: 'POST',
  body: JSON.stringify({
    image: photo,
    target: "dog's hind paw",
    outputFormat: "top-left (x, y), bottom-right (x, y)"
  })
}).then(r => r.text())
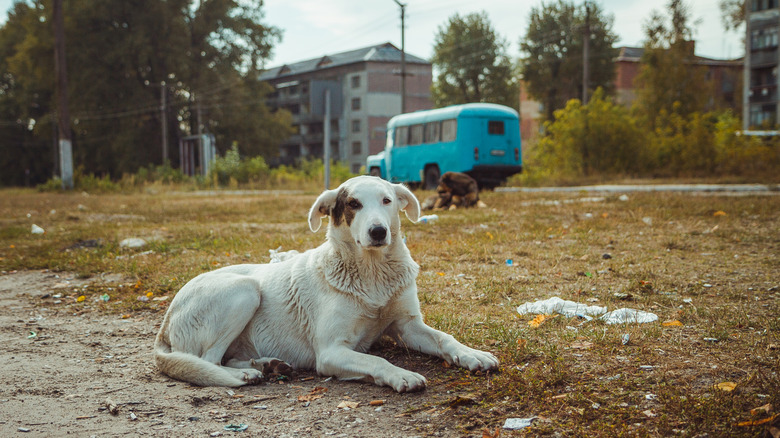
top-left (250, 358), bottom-right (294, 380)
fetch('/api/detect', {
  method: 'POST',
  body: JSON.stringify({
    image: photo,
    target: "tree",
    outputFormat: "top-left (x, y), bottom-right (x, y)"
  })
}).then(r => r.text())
top-left (519, 0), bottom-right (618, 121)
top-left (634, 0), bottom-right (712, 124)
top-left (719, 0), bottom-right (745, 32)
top-left (0, 0), bottom-right (293, 186)
top-left (431, 11), bottom-right (518, 108)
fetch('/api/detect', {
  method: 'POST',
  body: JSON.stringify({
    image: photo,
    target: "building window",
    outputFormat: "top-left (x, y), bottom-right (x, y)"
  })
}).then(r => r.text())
top-left (352, 141), bottom-right (362, 155)
top-left (351, 75), bottom-right (361, 88)
top-left (352, 119), bottom-right (361, 133)
top-left (351, 97), bottom-right (361, 111)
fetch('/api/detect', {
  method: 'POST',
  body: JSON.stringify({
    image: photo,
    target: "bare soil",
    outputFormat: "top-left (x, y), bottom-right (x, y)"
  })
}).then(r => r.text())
top-left (0, 271), bottom-right (464, 438)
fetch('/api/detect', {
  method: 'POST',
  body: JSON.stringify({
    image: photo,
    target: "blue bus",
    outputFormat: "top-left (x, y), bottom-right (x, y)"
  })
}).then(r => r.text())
top-left (366, 103), bottom-right (522, 189)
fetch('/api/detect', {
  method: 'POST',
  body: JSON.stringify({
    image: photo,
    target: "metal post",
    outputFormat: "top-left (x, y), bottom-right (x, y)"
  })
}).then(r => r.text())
top-left (582, 2), bottom-right (590, 104)
top-left (160, 82), bottom-right (169, 164)
top-left (393, 0), bottom-right (406, 113)
top-left (323, 88), bottom-right (331, 190)
top-left (53, 0), bottom-right (73, 189)
top-left (743, 0), bottom-right (751, 130)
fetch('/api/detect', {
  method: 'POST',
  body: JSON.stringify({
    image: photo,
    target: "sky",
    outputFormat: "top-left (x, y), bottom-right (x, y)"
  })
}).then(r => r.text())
top-left (0, 0), bottom-right (744, 68)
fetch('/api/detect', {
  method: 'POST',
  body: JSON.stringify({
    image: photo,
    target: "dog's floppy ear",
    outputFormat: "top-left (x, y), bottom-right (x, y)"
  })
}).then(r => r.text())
top-left (394, 183), bottom-right (421, 223)
top-left (308, 189), bottom-right (338, 232)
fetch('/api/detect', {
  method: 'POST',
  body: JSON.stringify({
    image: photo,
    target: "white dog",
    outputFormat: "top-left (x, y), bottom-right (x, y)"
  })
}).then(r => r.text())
top-left (154, 176), bottom-right (498, 392)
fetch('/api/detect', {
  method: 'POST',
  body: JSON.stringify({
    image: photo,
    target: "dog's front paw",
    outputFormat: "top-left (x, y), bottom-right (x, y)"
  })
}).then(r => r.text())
top-left (452, 348), bottom-right (499, 372)
top-left (381, 370), bottom-right (427, 393)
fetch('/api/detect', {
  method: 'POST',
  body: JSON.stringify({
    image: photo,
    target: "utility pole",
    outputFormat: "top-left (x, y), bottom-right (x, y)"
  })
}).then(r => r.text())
top-left (393, 0), bottom-right (406, 113)
top-left (160, 82), bottom-right (169, 164)
top-left (53, 0), bottom-right (73, 189)
top-left (582, 1), bottom-right (591, 104)
top-left (323, 88), bottom-right (331, 190)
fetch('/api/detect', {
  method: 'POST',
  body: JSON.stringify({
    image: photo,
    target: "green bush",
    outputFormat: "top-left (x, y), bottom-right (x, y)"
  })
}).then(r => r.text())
top-left (513, 88), bottom-right (644, 185)
top-left (37, 167), bottom-right (119, 192)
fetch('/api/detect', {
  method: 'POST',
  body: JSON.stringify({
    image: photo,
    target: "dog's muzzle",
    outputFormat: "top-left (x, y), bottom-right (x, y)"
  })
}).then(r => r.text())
top-left (368, 225), bottom-right (388, 247)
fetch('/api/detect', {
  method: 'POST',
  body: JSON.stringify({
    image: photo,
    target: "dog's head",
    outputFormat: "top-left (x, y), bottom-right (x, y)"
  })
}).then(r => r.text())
top-left (308, 176), bottom-right (420, 249)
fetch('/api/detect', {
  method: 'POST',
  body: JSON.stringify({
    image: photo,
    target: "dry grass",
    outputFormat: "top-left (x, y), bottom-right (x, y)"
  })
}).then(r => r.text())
top-left (1, 186), bottom-right (778, 436)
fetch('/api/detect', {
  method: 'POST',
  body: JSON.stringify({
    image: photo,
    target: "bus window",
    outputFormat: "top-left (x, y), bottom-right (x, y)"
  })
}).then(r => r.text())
top-left (424, 121), bottom-right (440, 143)
top-left (409, 124), bottom-right (424, 145)
top-left (441, 119), bottom-right (457, 142)
top-left (395, 126), bottom-right (408, 146)
top-left (488, 120), bottom-right (505, 135)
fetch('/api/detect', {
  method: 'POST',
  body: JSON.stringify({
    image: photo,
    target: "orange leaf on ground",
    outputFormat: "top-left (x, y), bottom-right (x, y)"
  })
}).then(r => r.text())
top-left (528, 314), bottom-right (556, 328)
top-left (715, 381), bottom-right (737, 392)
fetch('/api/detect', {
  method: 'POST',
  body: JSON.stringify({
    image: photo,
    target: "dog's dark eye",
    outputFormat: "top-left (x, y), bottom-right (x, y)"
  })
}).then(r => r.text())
top-left (383, 197), bottom-right (392, 205)
top-left (348, 200), bottom-right (361, 209)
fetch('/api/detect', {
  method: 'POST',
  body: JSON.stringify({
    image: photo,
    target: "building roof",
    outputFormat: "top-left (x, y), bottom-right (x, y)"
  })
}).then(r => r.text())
top-left (616, 46), bottom-right (743, 66)
top-left (259, 42), bottom-right (430, 81)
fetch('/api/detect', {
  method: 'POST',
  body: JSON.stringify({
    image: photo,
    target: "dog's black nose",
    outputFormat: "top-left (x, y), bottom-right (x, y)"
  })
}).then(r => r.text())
top-left (369, 225), bottom-right (387, 242)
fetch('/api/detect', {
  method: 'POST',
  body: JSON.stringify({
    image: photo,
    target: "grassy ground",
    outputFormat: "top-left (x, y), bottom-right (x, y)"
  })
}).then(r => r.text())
top-left (1, 186), bottom-right (778, 436)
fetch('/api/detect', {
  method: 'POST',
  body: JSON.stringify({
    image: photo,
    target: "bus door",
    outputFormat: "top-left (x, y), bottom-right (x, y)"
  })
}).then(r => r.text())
top-left (476, 117), bottom-right (517, 165)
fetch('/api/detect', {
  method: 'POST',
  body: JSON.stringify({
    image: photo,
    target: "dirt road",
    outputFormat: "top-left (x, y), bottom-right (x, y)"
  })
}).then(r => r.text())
top-left (0, 271), bottom-right (465, 437)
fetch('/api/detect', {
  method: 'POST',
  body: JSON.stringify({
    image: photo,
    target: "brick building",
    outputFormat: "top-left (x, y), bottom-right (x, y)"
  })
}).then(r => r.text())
top-left (259, 43), bottom-right (433, 173)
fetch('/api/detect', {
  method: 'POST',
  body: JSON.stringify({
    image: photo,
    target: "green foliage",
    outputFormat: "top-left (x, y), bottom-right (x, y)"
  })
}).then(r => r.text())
top-left (510, 92), bottom-right (780, 185)
top-left (515, 89), bottom-right (644, 184)
top-left (431, 11), bottom-right (518, 108)
top-left (0, 0), bottom-right (291, 187)
top-left (519, 0), bottom-right (619, 120)
top-left (37, 167), bottom-right (119, 193)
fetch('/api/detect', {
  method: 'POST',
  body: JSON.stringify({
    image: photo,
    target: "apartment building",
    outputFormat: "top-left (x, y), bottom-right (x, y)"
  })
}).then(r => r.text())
top-left (259, 43), bottom-right (433, 173)
top-left (744, 0), bottom-right (780, 128)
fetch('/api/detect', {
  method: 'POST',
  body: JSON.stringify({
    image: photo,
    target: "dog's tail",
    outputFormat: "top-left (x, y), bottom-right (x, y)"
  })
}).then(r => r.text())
top-left (153, 323), bottom-right (247, 387)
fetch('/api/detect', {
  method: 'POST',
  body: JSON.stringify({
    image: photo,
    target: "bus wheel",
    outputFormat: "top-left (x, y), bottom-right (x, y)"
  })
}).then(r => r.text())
top-left (369, 167), bottom-right (381, 177)
top-left (423, 165), bottom-right (440, 190)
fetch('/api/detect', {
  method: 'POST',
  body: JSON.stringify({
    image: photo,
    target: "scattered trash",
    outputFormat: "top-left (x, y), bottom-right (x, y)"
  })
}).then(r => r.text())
top-left (619, 194), bottom-right (629, 202)
top-left (570, 341), bottom-right (593, 350)
top-left (137, 295), bottom-right (150, 302)
top-left (645, 393), bottom-right (657, 400)
top-left (129, 412), bottom-right (137, 421)
top-left (269, 246), bottom-right (300, 264)
top-left (613, 292), bottom-right (632, 300)
top-left (600, 308), bottom-right (658, 324)
top-left (369, 400), bottom-right (385, 406)
top-left (337, 401), bottom-right (360, 410)
top-left (105, 398), bottom-right (119, 415)
top-left (703, 337), bottom-right (719, 342)
top-left (750, 403), bottom-right (773, 416)
top-left (18, 427), bottom-right (30, 433)
top-left (639, 365), bottom-right (655, 371)
top-left (31, 224), bottom-right (45, 234)
top-left (119, 238), bottom-right (147, 249)
top-left (506, 259), bottom-right (513, 266)
top-left (76, 295), bottom-right (86, 302)
top-left (516, 297), bottom-right (607, 319)
top-left (643, 409), bottom-right (657, 418)
top-left (621, 333), bottom-right (630, 345)
top-left (100, 294), bottom-right (110, 302)
top-left (503, 417), bottom-right (537, 430)
top-left (418, 214), bottom-right (438, 224)
top-left (715, 382), bottom-right (737, 392)
top-left (642, 217), bottom-right (653, 226)
top-left (223, 424), bottom-right (248, 432)
top-left (713, 210), bottom-right (727, 217)
top-left (27, 331), bottom-right (37, 339)
top-left (662, 320), bottom-right (683, 327)
top-left (602, 253), bottom-right (612, 259)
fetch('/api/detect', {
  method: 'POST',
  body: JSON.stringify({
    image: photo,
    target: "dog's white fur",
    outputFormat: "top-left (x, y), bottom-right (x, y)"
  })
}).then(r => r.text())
top-left (154, 176), bottom-right (498, 392)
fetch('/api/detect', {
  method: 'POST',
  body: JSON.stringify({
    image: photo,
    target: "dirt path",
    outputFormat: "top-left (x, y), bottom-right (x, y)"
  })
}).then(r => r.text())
top-left (0, 271), bottom-right (463, 437)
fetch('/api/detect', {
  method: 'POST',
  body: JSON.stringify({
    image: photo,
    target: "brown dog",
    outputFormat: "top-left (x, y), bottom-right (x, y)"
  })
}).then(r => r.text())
top-left (422, 172), bottom-right (484, 210)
